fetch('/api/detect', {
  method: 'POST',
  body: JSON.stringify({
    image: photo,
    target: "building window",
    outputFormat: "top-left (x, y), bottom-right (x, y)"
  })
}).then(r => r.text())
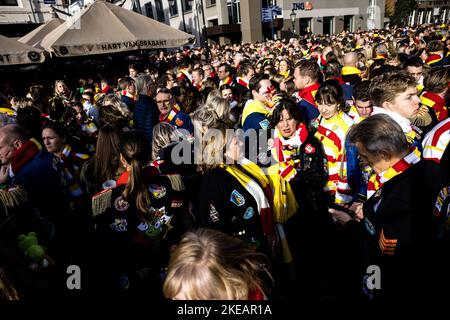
top-left (207, 0), bottom-right (216, 6)
top-left (183, 0), bottom-right (192, 12)
top-left (145, 3), bottom-right (154, 19)
top-left (0, 0), bottom-right (18, 5)
top-left (344, 15), bottom-right (353, 32)
top-left (170, 0), bottom-right (179, 16)
top-left (228, 0), bottom-right (240, 24)
top-left (155, 0), bottom-right (165, 22)
top-left (323, 16), bottom-right (334, 35)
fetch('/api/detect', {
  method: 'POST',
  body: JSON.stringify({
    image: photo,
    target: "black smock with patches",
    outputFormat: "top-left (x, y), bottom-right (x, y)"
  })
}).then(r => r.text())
top-left (89, 175), bottom-right (183, 298)
top-left (198, 167), bottom-right (268, 252)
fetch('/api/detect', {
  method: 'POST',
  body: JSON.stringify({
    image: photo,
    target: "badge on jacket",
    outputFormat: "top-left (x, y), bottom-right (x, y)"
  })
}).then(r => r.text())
top-left (149, 184), bottom-right (166, 199)
top-left (209, 204), bottom-right (219, 222)
top-left (305, 143), bottom-right (315, 154)
top-left (230, 190), bottom-right (245, 206)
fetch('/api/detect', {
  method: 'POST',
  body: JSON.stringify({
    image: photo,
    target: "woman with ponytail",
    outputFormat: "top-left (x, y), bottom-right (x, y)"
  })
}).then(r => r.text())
top-left (90, 130), bottom-right (185, 297)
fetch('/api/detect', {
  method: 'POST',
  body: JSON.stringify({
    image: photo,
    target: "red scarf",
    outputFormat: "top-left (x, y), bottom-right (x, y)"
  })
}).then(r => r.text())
top-left (299, 82), bottom-right (320, 107)
top-left (425, 54), bottom-right (442, 65)
top-left (10, 138), bottom-right (42, 175)
top-left (101, 86), bottom-right (111, 94)
top-left (328, 76), bottom-right (346, 85)
top-left (116, 165), bottom-right (159, 187)
top-left (367, 147), bottom-right (421, 199)
top-left (374, 53), bottom-right (387, 60)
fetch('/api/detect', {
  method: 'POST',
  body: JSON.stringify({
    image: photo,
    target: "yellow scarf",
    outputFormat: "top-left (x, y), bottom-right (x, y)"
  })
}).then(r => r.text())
top-left (341, 66), bottom-right (361, 76)
top-left (222, 159), bottom-right (273, 235)
top-left (241, 100), bottom-right (272, 126)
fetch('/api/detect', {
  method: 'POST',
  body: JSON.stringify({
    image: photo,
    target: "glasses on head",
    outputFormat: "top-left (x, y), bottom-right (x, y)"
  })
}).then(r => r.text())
top-left (156, 99), bottom-right (171, 105)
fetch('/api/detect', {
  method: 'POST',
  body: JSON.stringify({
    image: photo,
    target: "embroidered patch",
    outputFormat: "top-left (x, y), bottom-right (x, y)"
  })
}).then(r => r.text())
top-left (114, 196), bottom-right (130, 212)
top-left (150, 206), bottom-right (166, 218)
top-left (159, 214), bottom-right (172, 225)
top-left (230, 190), bottom-right (245, 207)
top-left (171, 199), bottom-right (183, 208)
top-left (149, 184), bottom-right (166, 199)
top-left (243, 207), bottom-right (254, 219)
top-left (145, 223), bottom-right (162, 238)
top-left (209, 204), bottom-right (219, 222)
top-left (332, 125), bottom-right (339, 131)
top-left (175, 118), bottom-right (184, 127)
top-left (304, 143), bottom-right (316, 154)
top-left (137, 222), bottom-right (149, 232)
top-left (110, 218), bottom-right (128, 232)
top-left (379, 229), bottom-right (397, 255)
top-left (259, 119), bottom-right (270, 130)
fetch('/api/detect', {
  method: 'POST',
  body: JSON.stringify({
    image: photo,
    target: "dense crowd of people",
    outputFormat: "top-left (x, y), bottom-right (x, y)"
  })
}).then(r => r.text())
top-left (0, 22), bottom-right (450, 304)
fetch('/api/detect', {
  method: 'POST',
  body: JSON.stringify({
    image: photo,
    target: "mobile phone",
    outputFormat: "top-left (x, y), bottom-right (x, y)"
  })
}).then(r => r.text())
top-left (328, 203), bottom-right (355, 218)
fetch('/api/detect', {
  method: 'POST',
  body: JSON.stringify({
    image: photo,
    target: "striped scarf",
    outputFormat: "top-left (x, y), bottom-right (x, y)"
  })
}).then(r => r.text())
top-left (367, 147), bottom-right (421, 199)
top-left (236, 77), bottom-right (249, 89)
top-left (425, 53), bottom-right (442, 65)
top-left (422, 117), bottom-right (450, 163)
top-left (420, 92), bottom-right (448, 122)
top-left (219, 76), bottom-right (233, 87)
top-left (272, 124), bottom-right (308, 182)
top-left (223, 158), bottom-right (274, 236)
top-left (159, 104), bottom-right (180, 123)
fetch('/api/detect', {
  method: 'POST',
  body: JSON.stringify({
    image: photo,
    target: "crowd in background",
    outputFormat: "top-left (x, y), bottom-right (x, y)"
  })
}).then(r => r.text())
top-left (0, 22), bottom-right (450, 304)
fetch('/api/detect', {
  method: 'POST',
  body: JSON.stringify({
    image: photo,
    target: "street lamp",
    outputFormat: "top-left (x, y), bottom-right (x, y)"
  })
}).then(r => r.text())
top-left (290, 8), bottom-right (296, 36)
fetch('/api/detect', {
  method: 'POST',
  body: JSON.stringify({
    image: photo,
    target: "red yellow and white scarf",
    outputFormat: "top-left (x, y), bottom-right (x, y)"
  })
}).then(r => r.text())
top-left (367, 147), bottom-right (421, 199)
top-left (159, 104), bottom-right (181, 123)
top-left (271, 124), bottom-right (308, 181)
top-left (236, 77), bottom-right (249, 89)
top-left (219, 75), bottom-right (233, 87)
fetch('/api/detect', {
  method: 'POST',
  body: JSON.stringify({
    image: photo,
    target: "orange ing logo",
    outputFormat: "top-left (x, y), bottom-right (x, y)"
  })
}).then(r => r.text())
top-left (305, 2), bottom-right (313, 10)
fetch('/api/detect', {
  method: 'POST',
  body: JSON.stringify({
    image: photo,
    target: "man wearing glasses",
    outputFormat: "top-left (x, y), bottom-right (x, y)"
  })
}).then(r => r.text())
top-left (155, 88), bottom-right (193, 134)
top-left (217, 64), bottom-right (234, 87)
top-left (202, 64), bottom-right (218, 86)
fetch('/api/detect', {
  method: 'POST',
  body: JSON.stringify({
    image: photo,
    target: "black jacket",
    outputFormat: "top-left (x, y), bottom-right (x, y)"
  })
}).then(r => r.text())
top-left (345, 160), bottom-right (448, 303)
top-left (198, 167), bottom-right (268, 253)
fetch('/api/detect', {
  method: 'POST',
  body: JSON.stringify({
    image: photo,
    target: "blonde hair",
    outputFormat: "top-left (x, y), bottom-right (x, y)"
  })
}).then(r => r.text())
top-left (102, 94), bottom-right (131, 119)
top-left (163, 228), bottom-right (271, 300)
top-left (151, 122), bottom-right (180, 160)
top-left (197, 125), bottom-right (232, 172)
